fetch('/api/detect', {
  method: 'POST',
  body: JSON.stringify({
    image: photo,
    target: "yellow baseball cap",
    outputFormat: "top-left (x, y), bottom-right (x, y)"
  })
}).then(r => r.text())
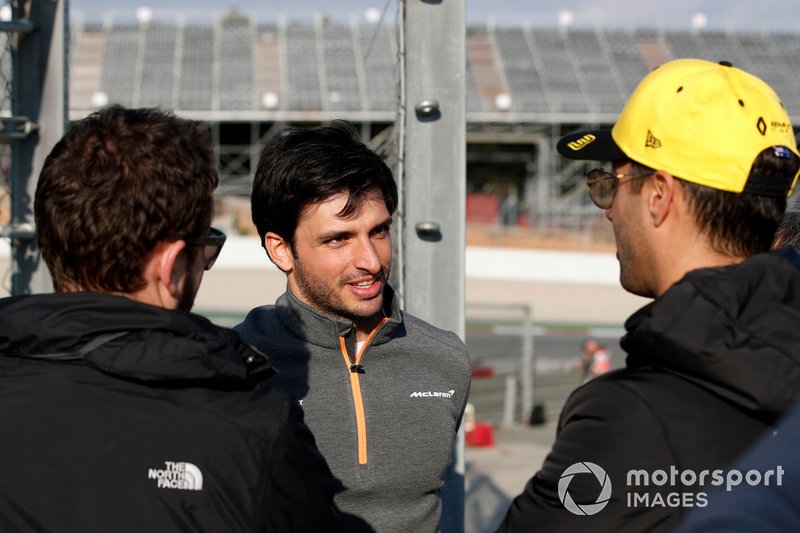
top-left (557, 58), bottom-right (800, 197)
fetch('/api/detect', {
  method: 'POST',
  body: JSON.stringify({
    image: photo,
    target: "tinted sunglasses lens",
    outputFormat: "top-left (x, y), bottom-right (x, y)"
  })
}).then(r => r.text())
top-left (204, 242), bottom-right (223, 270)
top-left (586, 170), bottom-right (617, 209)
top-left (204, 228), bottom-right (226, 270)
top-left (186, 228), bottom-right (226, 270)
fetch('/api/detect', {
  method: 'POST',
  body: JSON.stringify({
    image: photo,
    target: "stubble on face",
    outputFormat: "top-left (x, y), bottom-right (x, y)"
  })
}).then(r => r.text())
top-left (176, 249), bottom-right (204, 312)
top-left (292, 251), bottom-right (390, 323)
top-left (287, 190), bottom-right (393, 331)
top-left (609, 167), bottom-right (655, 299)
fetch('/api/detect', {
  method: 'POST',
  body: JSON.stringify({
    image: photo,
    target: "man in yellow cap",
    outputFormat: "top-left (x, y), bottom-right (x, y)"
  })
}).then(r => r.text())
top-left (499, 58), bottom-right (800, 532)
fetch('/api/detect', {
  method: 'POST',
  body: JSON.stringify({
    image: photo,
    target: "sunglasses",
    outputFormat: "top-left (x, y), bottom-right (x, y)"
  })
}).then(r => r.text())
top-left (185, 227), bottom-right (227, 270)
top-left (586, 168), bottom-right (653, 209)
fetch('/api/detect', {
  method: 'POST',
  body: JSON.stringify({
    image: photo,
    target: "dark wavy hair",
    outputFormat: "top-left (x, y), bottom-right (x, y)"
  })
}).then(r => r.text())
top-left (773, 199), bottom-right (800, 251)
top-left (629, 146), bottom-right (799, 257)
top-left (251, 120), bottom-right (398, 249)
top-left (34, 105), bottom-right (218, 292)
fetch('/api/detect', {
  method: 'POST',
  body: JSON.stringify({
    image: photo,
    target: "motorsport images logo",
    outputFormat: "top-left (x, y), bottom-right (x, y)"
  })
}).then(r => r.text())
top-left (558, 462), bottom-right (785, 515)
top-left (558, 462), bottom-right (612, 515)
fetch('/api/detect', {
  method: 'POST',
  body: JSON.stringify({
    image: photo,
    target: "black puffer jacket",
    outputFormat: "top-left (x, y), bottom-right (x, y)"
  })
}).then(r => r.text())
top-left (499, 248), bottom-right (800, 533)
top-left (0, 292), bottom-right (342, 532)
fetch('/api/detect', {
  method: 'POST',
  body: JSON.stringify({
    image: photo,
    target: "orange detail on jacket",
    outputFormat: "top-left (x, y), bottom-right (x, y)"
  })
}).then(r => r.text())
top-left (339, 317), bottom-right (389, 465)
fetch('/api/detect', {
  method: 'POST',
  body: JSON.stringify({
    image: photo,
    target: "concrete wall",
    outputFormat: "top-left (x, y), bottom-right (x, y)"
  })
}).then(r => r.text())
top-left (0, 237), bottom-right (647, 327)
top-left (194, 237), bottom-right (648, 326)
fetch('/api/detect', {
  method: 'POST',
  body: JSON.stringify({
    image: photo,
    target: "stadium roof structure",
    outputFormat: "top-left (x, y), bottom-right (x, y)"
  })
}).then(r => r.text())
top-left (69, 16), bottom-right (800, 124)
top-left (64, 14), bottom-right (800, 225)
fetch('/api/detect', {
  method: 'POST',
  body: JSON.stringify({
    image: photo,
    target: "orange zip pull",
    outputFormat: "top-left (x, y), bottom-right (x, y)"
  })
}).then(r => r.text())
top-left (340, 337), bottom-right (368, 464)
top-left (338, 317), bottom-right (389, 465)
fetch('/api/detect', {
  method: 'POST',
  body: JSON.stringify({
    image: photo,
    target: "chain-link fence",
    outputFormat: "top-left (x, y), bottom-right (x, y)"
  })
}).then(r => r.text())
top-left (0, 2), bottom-right (12, 113)
top-left (0, 1), bottom-right (14, 248)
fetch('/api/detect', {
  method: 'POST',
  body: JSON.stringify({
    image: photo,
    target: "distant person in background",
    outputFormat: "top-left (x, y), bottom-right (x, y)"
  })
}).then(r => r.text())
top-left (0, 105), bottom-right (342, 532)
top-left (578, 338), bottom-right (612, 384)
top-left (499, 59), bottom-right (800, 532)
top-left (773, 199), bottom-right (800, 250)
top-left (235, 120), bottom-right (471, 533)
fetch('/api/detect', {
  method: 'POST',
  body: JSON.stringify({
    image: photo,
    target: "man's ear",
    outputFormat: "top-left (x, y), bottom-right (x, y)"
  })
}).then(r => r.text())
top-left (155, 240), bottom-right (188, 298)
top-left (264, 232), bottom-right (294, 273)
top-left (648, 171), bottom-right (677, 227)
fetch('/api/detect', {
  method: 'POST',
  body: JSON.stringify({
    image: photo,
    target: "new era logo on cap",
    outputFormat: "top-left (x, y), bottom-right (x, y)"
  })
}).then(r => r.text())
top-left (645, 130), bottom-right (662, 149)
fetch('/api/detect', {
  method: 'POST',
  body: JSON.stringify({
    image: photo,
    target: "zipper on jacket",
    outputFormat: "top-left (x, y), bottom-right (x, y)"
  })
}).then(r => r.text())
top-left (339, 317), bottom-right (389, 465)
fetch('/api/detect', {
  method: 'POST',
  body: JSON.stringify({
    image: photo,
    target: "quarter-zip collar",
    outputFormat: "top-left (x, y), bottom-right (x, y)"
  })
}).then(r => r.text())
top-left (275, 284), bottom-right (404, 349)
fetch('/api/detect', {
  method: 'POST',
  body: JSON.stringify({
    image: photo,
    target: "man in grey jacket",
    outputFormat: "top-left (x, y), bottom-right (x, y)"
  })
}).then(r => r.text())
top-left (236, 120), bottom-right (471, 533)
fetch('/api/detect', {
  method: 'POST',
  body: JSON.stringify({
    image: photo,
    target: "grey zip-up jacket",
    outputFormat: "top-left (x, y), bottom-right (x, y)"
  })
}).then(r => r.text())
top-left (235, 286), bottom-right (471, 533)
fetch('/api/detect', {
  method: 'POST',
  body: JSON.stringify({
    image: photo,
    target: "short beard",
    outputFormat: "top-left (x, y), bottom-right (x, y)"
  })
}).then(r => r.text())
top-left (177, 251), bottom-right (201, 312)
top-left (293, 251), bottom-right (390, 324)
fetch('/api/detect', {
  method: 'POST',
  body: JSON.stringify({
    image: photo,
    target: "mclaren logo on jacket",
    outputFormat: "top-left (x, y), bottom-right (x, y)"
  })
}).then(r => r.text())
top-left (148, 461), bottom-right (204, 490)
top-left (410, 389), bottom-right (455, 398)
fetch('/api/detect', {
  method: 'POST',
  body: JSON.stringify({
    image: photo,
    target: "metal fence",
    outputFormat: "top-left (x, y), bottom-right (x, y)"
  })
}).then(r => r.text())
top-left (3, 0), bottom-right (66, 294)
top-left (0, 14), bottom-right (10, 292)
top-left (465, 302), bottom-right (623, 426)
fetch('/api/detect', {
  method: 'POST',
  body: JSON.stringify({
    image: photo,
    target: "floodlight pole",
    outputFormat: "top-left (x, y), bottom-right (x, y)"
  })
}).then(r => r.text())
top-left (7, 0), bottom-right (67, 294)
top-left (399, 0), bottom-right (466, 531)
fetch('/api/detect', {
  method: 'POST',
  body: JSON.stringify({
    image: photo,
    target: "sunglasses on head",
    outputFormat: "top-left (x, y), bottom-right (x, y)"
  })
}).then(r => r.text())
top-left (586, 168), bottom-right (654, 209)
top-left (185, 227), bottom-right (226, 270)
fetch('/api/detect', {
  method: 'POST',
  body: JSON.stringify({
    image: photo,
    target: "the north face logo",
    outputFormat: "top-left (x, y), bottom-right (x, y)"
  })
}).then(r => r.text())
top-left (148, 461), bottom-right (204, 491)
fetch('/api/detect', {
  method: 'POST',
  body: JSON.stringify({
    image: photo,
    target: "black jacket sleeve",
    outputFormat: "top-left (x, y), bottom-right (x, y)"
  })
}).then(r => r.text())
top-left (497, 375), bottom-right (681, 533)
top-left (261, 400), bottom-right (344, 532)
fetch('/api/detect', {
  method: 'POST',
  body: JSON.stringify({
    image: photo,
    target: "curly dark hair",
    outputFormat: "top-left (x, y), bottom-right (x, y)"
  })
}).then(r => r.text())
top-left (34, 105), bottom-right (218, 292)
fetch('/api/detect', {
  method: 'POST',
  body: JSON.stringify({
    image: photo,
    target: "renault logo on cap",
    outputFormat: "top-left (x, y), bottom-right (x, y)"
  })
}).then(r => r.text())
top-left (567, 134), bottom-right (596, 151)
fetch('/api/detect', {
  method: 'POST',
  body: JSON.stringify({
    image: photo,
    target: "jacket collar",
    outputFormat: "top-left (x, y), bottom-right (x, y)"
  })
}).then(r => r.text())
top-left (622, 248), bottom-right (800, 422)
top-left (275, 284), bottom-right (404, 349)
top-left (0, 292), bottom-right (273, 387)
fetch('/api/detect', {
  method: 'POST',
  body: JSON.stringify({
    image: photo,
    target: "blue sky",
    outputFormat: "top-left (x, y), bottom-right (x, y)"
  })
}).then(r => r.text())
top-left (69, 0), bottom-right (800, 32)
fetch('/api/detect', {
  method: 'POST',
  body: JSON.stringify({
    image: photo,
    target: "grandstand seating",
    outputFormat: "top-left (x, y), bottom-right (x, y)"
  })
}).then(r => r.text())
top-left (285, 21), bottom-right (322, 111)
top-left (493, 27), bottom-right (550, 113)
top-left (322, 22), bottom-right (361, 111)
top-left (99, 26), bottom-right (138, 108)
top-left (464, 28), bottom-right (485, 113)
top-left (219, 17), bottom-right (254, 111)
top-left (139, 24), bottom-right (176, 108)
top-left (359, 24), bottom-right (396, 112)
top-left (71, 18), bottom-right (800, 119)
top-left (178, 26), bottom-right (214, 110)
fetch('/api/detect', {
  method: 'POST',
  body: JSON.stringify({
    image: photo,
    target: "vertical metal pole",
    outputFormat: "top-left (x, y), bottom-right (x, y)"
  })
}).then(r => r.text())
top-left (503, 374), bottom-right (517, 427)
top-left (535, 135), bottom-right (550, 230)
top-left (10, 0), bottom-right (66, 294)
top-left (521, 304), bottom-right (534, 422)
top-left (401, 1), bottom-right (466, 531)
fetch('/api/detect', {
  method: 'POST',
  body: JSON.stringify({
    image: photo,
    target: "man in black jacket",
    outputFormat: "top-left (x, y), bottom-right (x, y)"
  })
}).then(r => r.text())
top-left (499, 59), bottom-right (800, 532)
top-left (0, 105), bottom-right (342, 532)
